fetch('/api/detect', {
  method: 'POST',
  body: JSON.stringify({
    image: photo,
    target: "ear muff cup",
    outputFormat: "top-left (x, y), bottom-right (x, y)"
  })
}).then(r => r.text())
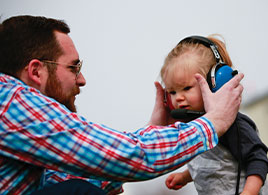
top-left (179, 35), bottom-right (238, 93)
top-left (207, 64), bottom-right (237, 92)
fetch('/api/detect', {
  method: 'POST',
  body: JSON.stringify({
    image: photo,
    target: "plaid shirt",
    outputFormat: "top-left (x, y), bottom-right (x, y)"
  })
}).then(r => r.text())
top-left (0, 73), bottom-right (218, 194)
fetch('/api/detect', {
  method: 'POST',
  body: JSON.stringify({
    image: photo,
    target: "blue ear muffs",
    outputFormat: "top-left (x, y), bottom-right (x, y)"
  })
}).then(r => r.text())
top-left (207, 64), bottom-right (238, 92)
top-left (178, 35), bottom-right (238, 93)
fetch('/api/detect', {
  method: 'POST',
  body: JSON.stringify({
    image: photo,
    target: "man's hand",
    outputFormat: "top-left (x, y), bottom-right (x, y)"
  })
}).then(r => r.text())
top-left (148, 81), bottom-right (177, 126)
top-left (196, 73), bottom-right (244, 137)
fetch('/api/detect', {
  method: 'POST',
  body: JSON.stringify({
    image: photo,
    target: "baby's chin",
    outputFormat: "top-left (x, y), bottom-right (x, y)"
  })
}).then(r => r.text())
top-left (180, 118), bottom-right (191, 123)
top-left (179, 115), bottom-right (201, 123)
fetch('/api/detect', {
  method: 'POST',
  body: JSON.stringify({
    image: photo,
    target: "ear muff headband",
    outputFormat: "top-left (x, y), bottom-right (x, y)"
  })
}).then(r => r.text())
top-left (178, 35), bottom-right (234, 91)
top-left (178, 35), bottom-right (223, 64)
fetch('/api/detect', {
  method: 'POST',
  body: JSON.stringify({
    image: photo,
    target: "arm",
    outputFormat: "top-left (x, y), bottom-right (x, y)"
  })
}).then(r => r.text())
top-left (0, 78), bottom-right (218, 182)
top-left (220, 112), bottom-right (268, 193)
top-left (241, 175), bottom-right (263, 195)
top-left (165, 169), bottom-right (193, 190)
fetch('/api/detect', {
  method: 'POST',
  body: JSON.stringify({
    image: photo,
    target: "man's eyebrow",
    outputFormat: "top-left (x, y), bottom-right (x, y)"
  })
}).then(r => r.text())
top-left (70, 59), bottom-right (81, 65)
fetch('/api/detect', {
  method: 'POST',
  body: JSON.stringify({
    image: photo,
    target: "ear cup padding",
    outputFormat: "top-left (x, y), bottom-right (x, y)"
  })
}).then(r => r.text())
top-left (207, 64), bottom-right (235, 92)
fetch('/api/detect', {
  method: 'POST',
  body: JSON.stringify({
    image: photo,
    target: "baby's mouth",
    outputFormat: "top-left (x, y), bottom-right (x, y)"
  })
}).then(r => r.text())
top-left (179, 105), bottom-right (189, 109)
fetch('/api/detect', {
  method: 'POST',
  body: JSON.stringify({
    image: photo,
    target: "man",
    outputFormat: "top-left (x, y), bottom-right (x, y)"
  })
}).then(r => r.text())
top-left (0, 15), bottom-right (243, 194)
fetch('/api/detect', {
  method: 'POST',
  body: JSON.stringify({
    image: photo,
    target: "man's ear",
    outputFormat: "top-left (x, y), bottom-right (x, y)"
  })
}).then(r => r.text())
top-left (25, 59), bottom-right (47, 86)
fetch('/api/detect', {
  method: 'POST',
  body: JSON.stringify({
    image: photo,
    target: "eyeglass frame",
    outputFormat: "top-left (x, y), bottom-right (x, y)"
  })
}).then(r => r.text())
top-left (40, 59), bottom-right (83, 78)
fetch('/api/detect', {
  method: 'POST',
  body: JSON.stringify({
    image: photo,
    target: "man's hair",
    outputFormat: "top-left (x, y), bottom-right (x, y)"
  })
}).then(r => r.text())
top-left (0, 15), bottom-right (70, 78)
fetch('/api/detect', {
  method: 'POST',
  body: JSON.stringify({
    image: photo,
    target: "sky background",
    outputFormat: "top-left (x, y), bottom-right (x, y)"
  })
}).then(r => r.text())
top-left (1, 0), bottom-right (268, 194)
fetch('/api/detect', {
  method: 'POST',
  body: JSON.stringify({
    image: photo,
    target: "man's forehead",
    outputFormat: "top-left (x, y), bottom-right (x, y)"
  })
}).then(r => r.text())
top-left (55, 31), bottom-right (79, 62)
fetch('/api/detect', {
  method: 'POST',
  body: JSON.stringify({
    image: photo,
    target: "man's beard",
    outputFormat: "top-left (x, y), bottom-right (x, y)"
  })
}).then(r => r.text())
top-left (45, 73), bottom-right (79, 112)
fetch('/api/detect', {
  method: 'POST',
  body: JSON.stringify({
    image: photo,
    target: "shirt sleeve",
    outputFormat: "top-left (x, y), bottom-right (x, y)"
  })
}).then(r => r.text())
top-left (220, 112), bottom-right (268, 183)
top-left (0, 84), bottom-right (218, 182)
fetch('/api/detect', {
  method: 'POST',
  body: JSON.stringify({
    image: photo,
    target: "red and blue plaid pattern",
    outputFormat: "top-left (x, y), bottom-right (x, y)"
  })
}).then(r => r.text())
top-left (0, 73), bottom-right (218, 194)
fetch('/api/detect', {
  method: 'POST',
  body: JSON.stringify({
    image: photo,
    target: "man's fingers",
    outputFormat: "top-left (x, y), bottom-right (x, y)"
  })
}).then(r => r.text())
top-left (194, 73), bottom-right (211, 96)
top-left (195, 72), bottom-right (244, 93)
top-left (221, 73), bottom-right (244, 101)
top-left (231, 73), bottom-right (244, 87)
top-left (222, 73), bottom-right (244, 89)
top-left (154, 81), bottom-right (164, 101)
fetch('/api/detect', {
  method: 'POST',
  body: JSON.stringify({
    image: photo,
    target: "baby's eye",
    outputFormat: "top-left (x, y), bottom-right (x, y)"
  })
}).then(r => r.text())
top-left (169, 91), bottom-right (176, 95)
top-left (184, 86), bottom-right (192, 91)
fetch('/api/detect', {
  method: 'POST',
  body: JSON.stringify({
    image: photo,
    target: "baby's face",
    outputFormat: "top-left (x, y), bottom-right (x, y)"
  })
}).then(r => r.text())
top-left (164, 55), bottom-right (205, 112)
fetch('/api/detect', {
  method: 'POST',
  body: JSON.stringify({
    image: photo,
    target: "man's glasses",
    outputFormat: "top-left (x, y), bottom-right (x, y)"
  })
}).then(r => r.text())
top-left (41, 60), bottom-right (83, 78)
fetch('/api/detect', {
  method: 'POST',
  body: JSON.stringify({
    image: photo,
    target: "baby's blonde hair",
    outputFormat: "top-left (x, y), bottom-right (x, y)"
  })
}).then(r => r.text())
top-left (161, 35), bottom-right (233, 84)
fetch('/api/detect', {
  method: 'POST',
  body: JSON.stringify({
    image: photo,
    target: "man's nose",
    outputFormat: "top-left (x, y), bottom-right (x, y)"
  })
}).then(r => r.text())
top-left (76, 72), bottom-right (86, 87)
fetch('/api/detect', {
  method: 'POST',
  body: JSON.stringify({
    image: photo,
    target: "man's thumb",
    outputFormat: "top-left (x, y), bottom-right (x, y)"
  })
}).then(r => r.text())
top-left (195, 73), bottom-right (210, 96)
top-left (154, 81), bottom-right (164, 100)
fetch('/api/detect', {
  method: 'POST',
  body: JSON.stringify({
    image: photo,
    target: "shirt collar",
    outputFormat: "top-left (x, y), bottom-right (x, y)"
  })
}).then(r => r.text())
top-left (0, 72), bottom-right (27, 86)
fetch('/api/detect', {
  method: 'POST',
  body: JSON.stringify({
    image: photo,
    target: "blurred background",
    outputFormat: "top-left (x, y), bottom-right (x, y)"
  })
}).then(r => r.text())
top-left (1, 0), bottom-right (268, 194)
